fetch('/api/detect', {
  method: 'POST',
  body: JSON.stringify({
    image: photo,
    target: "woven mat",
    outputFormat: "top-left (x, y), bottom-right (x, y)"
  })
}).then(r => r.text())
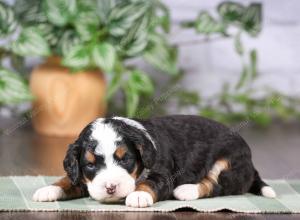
top-left (1, 176), bottom-right (300, 213)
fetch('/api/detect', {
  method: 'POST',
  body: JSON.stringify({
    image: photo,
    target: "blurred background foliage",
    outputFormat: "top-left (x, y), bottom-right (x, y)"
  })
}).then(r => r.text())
top-left (0, 0), bottom-right (300, 126)
top-left (0, 0), bottom-right (178, 117)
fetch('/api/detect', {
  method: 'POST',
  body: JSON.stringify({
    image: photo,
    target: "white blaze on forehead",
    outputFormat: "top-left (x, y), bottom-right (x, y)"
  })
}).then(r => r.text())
top-left (113, 116), bottom-right (157, 150)
top-left (87, 118), bottom-right (136, 202)
top-left (91, 118), bottom-right (121, 161)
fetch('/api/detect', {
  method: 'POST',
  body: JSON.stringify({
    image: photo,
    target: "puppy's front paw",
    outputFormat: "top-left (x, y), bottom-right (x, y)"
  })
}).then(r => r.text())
top-left (33, 185), bottom-right (66, 202)
top-left (125, 191), bottom-right (153, 208)
top-left (173, 184), bottom-right (199, 201)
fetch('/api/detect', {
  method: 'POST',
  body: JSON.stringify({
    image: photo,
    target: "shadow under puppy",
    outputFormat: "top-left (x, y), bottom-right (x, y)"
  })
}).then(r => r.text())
top-left (33, 115), bottom-right (276, 207)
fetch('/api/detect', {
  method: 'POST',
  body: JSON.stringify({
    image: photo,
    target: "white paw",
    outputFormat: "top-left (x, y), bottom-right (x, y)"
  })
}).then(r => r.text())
top-left (173, 184), bottom-right (199, 201)
top-left (125, 191), bottom-right (153, 208)
top-left (261, 186), bottom-right (276, 198)
top-left (33, 185), bottom-right (66, 202)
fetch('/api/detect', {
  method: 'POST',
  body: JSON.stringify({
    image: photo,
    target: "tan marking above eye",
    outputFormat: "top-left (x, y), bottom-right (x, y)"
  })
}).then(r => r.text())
top-left (114, 146), bottom-right (127, 159)
top-left (85, 151), bottom-right (96, 163)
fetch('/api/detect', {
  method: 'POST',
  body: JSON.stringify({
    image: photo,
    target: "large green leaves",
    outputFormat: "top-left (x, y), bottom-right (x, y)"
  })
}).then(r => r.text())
top-left (194, 12), bottom-right (224, 34)
top-left (36, 23), bottom-right (62, 47)
top-left (184, 2), bottom-right (262, 37)
top-left (127, 69), bottom-right (153, 95)
top-left (92, 43), bottom-right (116, 73)
top-left (13, 0), bottom-right (47, 25)
top-left (106, 69), bottom-right (123, 100)
top-left (108, 2), bottom-right (149, 37)
top-left (0, 68), bottom-right (32, 104)
top-left (44, 0), bottom-right (77, 26)
top-left (241, 3), bottom-right (261, 36)
top-left (154, 1), bottom-right (171, 33)
top-left (11, 27), bottom-right (50, 56)
top-left (143, 34), bottom-right (179, 75)
top-left (218, 2), bottom-right (261, 36)
top-left (117, 13), bottom-right (150, 57)
top-left (56, 30), bottom-right (81, 56)
top-left (74, 1), bottom-right (100, 41)
top-left (124, 69), bottom-right (154, 117)
top-left (218, 2), bottom-right (244, 23)
top-left (96, 0), bottom-right (119, 24)
top-left (62, 44), bottom-right (90, 69)
top-left (124, 81), bottom-right (139, 117)
top-left (108, 1), bottom-right (156, 57)
top-left (0, 2), bottom-right (18, 37)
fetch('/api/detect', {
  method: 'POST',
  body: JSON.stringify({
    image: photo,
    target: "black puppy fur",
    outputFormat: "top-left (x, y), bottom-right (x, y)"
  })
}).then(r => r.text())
top-left (62, 115), bottom-right (271, 202)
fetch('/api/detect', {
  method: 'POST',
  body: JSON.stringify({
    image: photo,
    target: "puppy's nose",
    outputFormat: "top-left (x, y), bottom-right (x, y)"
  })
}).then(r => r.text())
top-left (105, 183), bottom-right (117, 195)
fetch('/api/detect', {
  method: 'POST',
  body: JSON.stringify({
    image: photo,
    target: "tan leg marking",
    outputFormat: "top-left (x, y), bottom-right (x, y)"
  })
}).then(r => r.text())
top-left (198, 158), bottom-right (230, 197)
top-left (135, 182), bottom-right (157, 203)
top-left (53, 176), bottom-right (84, 199)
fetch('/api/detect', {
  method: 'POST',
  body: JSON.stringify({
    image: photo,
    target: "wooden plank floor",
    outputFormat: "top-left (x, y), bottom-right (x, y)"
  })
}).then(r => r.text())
top-left (1, 118), bottom-right (300, 219)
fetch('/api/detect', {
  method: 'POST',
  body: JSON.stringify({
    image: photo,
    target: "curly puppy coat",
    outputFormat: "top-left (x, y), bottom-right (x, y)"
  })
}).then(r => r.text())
top-left (33, 115), bottom-right (276, 207)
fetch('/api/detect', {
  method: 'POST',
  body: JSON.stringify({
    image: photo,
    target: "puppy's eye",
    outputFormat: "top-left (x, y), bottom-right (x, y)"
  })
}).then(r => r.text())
top-left (121, 157), bottom-right (129, 163)
top-left (119, 155), bottom-right (131, 165)
top-left (86, 163), bottom-right (95, 169)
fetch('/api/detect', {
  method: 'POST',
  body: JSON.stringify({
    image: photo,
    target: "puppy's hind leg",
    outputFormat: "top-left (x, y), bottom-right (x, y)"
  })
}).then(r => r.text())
top-left (173, 159), bottom-right (229, 201)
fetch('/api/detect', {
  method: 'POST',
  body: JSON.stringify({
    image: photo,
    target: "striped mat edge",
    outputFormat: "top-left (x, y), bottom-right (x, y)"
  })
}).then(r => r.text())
top-left (0, 176), bottom-right (300, 213)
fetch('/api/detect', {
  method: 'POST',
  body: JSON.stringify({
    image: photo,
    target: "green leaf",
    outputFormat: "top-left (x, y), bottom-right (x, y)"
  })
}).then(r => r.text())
top-left (234, 32), bottom-right (244, 56)
top-left (122, 67), bottom-right (155, 117)
top-left (194, 12), bottom-right (225, 34)
top-left (92, 43), bottom-right (116, 73)
top-left (176, 90), bottom-right (200, 107)
top-left (13, 0), bottom-right (47, 24)
top-left (200, 107), bottom-right (218, 119)
top-left (128, 69), bottom-right (154, 94)
top-left (106, 70), bottom-right (123, 100)
top-left (56, 30), bottom-right (81, 56)
top-left (155, 1), bottom-right (171, 33)
top-left (62, 44), bottom-right (90, 69)
top-left (118, 13), bottom-right (150, 57)
top-left (250, 112), bottom-right (271, 127)
top-left (0, 68), bottom-right (33, 104)
top-left (36, 23), bottom-right (61, 47)
top-left (242, 3), bottom-right (262, 36)
top-left (74, 2), bottom-right (99, 41)
top-left (44, 0), bottom-right (77, 26)
top-left (11, 27), bottom-right (51, 57)
top-left (232, 94), bottom-right (251, 104)
top-left (250, 49), bottom-right (257, 79)
top-left (10, 54), bottom-right (25, 74)
top-left (96, 0), bottom-right (118, 24)
top-left (0, 1), bottom-right (18, 37)
top-left (108, 2), bottom-right (149, 37)
top-left (143, 34), bottom-right (179, 75)
top-left (235, 65), bottom-right (248, 90)
top-left (218, 2), bottom-right (245, 23)
top-left (124, 82), bottom-right (139, 117)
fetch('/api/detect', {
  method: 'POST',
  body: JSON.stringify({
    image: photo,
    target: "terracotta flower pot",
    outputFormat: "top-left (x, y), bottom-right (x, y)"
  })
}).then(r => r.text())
top-left (30, 57), bottom-right (106, 137)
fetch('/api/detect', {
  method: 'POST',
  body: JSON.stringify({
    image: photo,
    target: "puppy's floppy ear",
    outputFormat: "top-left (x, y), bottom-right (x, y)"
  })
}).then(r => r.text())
top-left (120, 126), bottom-right (157, 169)
top-left (135, 136), bottom-right (157, 169)
top-left (63, 142), bottom-right (81, 185)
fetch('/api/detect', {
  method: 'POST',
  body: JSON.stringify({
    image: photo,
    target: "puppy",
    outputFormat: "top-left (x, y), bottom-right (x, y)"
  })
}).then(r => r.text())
top-left (33, 115), bottom-right (276, 207)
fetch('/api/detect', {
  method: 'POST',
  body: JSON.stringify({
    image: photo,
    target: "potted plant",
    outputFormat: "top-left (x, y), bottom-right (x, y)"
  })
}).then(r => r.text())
top-left (0, 0), bottom-right (178, 136)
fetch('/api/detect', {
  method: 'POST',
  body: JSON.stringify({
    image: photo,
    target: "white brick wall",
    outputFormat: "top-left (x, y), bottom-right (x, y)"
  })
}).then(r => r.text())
top-left (160, 0), bottom-right (300, 98)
